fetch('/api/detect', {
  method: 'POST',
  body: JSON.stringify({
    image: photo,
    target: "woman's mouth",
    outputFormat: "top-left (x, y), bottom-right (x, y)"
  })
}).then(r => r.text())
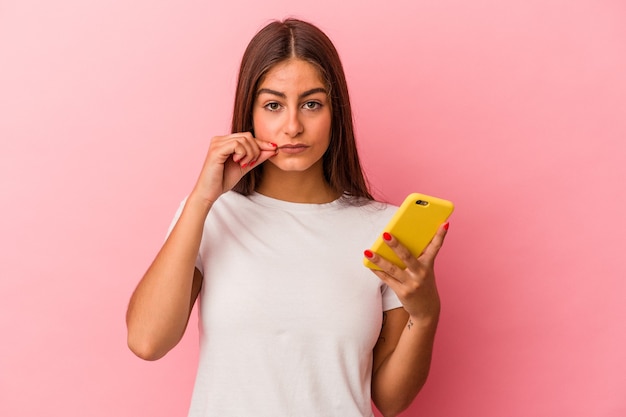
top-left (276, 144), bottom-right (309, 154)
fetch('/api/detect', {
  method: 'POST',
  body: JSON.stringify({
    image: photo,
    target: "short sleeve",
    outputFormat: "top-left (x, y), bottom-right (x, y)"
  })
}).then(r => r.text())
top-left (381, 283), bottom-right (403, 311)
top-left (166, 198), bottom-right (204, 275)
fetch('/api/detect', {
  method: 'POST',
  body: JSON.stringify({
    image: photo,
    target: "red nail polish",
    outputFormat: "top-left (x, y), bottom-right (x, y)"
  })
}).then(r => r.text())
top-left (364, 249), bottom-right (373, 258)
top-left (249, 160), bottom-right (256, 167)
top-left (270, 142), bottom-right (277, 147)
top-left (444, 222), bottom-right (450, 230)
top-left (383, 232), bottom-right (392, 241)
top-left (241, 163), bottom-right (248, 168)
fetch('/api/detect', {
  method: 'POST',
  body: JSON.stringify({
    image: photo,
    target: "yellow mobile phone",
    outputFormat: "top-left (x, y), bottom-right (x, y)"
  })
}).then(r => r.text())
top-left (363, 193), bottom-right (454, 270)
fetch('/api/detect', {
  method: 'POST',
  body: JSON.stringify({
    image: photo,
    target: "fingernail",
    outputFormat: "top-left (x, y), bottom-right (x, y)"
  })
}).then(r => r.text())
top-left (383, 232), bottom-right (392, 241)
top-left (364, 249), bottom-right (374, 258)
top-left (444, 222), bottom-right (450, 230)
top-left (241, 162), bottom-right (248, 168)
top-left (270, 142), bottom-right (277, 147)
top-left (249, 160), bottom-right (256, 167)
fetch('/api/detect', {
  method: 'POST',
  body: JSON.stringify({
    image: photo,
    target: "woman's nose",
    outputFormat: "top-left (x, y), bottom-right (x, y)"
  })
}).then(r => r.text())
top-left (283, 108), bottom-right (304, 137)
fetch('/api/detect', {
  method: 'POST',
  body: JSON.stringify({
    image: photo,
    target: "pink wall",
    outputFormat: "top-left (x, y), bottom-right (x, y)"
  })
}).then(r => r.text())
top-left (1, 1), bottom-right (624, 416)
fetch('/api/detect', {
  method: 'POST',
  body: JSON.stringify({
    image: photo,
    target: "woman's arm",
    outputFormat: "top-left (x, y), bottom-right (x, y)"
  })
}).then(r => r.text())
top-left (125, 196), bottom-right (211, 361)
top-left (371, 307), bottom-right (438, 416)
top-left (126, 133), bottom-right (278, 361)
top-left (367, 223), bottom-right (448, 417)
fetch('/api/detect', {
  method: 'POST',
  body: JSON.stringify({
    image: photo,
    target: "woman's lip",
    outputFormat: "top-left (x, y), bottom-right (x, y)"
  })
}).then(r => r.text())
top-left (277, 144), bottom-right (308, 149)
top-left (277, 144), bottom-right (309, 154)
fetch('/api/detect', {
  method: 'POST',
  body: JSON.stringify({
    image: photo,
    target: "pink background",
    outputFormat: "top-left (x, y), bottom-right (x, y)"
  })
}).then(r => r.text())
top-left (1, 1), bottom-right (625, 416)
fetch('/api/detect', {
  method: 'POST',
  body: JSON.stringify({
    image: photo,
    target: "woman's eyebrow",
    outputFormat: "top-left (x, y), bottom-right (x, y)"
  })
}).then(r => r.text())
top-left (256, 87), bottom-right (328, 99)
top-left (298, 87), bottom-right (327, 99)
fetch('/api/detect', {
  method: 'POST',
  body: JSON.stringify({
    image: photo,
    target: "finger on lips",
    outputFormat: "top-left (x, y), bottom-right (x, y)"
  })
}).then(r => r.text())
top-left (222, 134), bottom-right (277, 168)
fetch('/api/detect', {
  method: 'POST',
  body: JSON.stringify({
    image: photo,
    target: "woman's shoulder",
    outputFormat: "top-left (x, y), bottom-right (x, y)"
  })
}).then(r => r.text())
top-left (339, 195), bottom-right (398, 218)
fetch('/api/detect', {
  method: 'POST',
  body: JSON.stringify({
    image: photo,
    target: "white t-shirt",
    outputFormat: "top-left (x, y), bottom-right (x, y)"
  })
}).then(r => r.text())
top-left (172, 191), bottom-right (402, 417)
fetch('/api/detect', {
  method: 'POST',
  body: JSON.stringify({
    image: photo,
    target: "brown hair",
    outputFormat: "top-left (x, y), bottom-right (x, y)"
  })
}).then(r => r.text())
top-left (231, 18), bottom-right (372, 200)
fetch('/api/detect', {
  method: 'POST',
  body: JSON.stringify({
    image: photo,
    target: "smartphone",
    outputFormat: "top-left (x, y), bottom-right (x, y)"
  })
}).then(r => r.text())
top-left (363, 193), bottom-right (454, 270)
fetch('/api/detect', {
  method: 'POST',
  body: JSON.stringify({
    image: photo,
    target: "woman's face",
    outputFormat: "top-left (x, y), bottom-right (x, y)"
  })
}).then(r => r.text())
top-left (252, 59), bottom-right (332, 174)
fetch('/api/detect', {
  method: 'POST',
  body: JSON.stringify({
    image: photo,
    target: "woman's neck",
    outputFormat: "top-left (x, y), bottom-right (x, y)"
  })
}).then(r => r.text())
top-left (255, 162), bottom-right (340, 204)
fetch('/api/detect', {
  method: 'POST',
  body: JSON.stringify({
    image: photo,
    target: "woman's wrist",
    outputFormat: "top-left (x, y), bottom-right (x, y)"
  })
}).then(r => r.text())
top-left (187, 189), bottom-right (217, 213)
top-left (407, 311), bottom-right (440, 331)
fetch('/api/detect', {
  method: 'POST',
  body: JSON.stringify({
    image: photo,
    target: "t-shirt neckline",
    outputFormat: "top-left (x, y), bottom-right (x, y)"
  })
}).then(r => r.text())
top-left (247, 191), bottom-right (346, 212)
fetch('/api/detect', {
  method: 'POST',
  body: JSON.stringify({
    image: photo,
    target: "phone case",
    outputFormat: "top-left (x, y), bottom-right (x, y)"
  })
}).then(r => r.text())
top-left (363, 193), bottom-right (454, 270)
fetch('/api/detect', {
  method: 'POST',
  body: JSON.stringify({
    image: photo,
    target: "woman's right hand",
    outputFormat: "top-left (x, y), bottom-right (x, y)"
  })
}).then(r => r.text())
top-left (190, 132), bottom-right (278, 204)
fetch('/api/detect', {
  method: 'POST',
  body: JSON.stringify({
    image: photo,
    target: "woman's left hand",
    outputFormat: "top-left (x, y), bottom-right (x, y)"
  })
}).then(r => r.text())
top-left (365, 223), bottom-right (449, 321)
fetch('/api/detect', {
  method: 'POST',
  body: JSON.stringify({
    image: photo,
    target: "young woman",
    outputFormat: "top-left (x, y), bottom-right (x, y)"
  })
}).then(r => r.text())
top-left (126, 18), bottom-right (449, 417)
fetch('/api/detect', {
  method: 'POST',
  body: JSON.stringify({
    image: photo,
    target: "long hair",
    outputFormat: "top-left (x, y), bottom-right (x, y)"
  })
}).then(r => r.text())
top-left (231, 18), bottom-right (372, 200)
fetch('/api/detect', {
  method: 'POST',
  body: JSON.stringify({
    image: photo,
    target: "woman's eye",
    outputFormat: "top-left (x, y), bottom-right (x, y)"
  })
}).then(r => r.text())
top-left (265, 102), bottom-right (281, 111)
top-left (303, 101), bottom-right (321, 110)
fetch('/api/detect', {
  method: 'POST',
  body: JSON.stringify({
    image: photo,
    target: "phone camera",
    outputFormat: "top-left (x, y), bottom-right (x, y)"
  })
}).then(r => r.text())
top-left (415, 200), bottom-right (429, 206)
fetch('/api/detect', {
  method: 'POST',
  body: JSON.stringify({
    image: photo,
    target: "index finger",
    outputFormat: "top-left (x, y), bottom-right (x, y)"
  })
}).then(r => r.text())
top-left (251, 139), bottom-right (278, 165)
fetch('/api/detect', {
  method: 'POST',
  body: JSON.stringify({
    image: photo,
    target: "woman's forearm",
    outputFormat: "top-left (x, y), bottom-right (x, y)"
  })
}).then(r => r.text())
top-left (372, 314), bottom-right (439, 417)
